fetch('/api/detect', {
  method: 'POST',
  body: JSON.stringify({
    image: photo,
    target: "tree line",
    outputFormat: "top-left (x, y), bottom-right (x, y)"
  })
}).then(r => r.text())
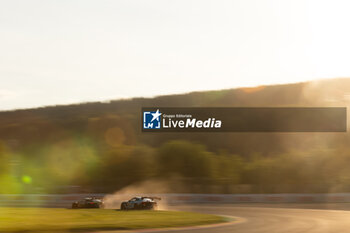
top-left (1, 139), bottom-right (349, 194)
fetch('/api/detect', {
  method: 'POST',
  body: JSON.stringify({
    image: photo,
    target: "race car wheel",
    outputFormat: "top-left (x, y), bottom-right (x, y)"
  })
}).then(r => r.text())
top-left (72, 203), bottom-right (78, 209)
top-left (121, 203), bottom-right (126, 210)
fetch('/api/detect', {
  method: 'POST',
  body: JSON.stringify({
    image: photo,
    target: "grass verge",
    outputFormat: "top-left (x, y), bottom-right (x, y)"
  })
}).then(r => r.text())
top-left (0, 207), bottom-right (227, 232)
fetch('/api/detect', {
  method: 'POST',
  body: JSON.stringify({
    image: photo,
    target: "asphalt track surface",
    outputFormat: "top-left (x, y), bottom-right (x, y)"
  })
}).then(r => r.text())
top-left (144, 204), bottom-right (350, 233)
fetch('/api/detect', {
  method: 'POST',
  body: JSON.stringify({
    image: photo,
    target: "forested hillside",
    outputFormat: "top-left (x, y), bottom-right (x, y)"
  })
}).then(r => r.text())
top-left (1, 78), bottom-right (350, 194)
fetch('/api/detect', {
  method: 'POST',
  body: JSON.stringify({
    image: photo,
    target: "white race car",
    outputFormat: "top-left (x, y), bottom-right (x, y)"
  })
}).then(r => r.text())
top-left (120, 196), bottom-right (160, 210)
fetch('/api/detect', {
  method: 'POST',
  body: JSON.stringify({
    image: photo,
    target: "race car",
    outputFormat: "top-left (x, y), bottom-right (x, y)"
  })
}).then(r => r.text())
top-left (72, 197), bottom-right (104, 209)
top-left (120, 196), bottom-right (161, 210)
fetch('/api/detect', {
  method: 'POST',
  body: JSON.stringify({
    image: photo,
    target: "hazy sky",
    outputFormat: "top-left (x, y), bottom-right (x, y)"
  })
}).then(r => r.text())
top-left (1, 0), bottom-right (350, 110)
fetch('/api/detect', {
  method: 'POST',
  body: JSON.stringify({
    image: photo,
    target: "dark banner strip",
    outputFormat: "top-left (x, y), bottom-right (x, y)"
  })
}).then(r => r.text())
top-left (141, 107), bottom-right (346, 132)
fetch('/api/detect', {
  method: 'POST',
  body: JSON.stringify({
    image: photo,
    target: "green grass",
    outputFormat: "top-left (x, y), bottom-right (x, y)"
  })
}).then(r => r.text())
top-left (0, 207), bottom-right (227, 232)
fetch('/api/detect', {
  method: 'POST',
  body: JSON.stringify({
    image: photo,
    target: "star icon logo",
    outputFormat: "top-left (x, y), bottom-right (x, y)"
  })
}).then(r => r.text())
top-left (150, 109), bottom-right (162, 122)
top-left (143, 109), bottom-right (162, 129)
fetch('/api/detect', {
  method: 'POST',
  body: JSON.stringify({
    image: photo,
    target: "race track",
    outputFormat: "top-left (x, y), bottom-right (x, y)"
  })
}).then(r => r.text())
top-left (151, 204), bottom-right (350, 233)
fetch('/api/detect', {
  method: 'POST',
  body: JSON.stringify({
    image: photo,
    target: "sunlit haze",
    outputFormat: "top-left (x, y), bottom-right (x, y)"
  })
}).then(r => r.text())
top-left (1, 0), bottom-right (350, 110)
